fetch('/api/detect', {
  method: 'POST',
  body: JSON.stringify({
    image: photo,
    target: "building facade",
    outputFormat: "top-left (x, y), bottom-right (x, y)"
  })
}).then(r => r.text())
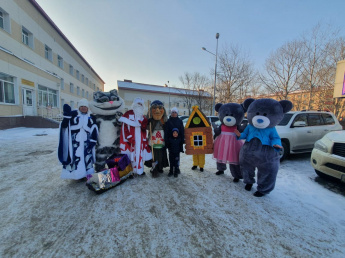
top-left (117, 80), bottom-right (212, 116)
top-left (0, 0), bottom-right (104, 120)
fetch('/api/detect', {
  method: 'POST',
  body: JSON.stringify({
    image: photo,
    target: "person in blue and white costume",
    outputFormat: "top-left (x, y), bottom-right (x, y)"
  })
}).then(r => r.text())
top-left (58, 98), bottom-right (99, 180)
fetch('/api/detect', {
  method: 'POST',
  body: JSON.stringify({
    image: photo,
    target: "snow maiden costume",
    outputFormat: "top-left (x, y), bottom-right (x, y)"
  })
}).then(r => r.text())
top-left (236, 98), bottom-right (293, 197)
top-left (213, 102), bottom-right (247, 182)
top-left (58, 99), bottom-right (99, 180)
top-left (119, 98), bottom-right (152, 175)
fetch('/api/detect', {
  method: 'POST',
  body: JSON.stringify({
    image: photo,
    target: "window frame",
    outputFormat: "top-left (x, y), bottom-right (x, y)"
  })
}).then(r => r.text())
top-left (45, 45), bottom-right (52, 61)
top-left (58, 55), bottom-right (63, 69)
top-left (0, 73), bottom-right (15, 104)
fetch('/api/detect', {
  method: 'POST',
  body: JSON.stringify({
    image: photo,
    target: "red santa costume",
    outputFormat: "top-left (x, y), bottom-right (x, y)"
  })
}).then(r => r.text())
top-left (119, 98), bottom-right (152, 175)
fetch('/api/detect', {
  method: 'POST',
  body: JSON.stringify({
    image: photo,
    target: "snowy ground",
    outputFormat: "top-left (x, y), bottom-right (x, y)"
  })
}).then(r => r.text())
top-left (1, 127), bottom-right (345, 257)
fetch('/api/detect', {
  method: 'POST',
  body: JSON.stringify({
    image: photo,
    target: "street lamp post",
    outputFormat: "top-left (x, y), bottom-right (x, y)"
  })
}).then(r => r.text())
top-left (202, 32), bottom-right (219, 116)
top-left (165, 81), bottom-right (171, 112)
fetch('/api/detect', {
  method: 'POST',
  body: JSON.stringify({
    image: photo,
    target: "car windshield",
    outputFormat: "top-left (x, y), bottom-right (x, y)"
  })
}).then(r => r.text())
top-left (277, 113), bottom-right (294, 126)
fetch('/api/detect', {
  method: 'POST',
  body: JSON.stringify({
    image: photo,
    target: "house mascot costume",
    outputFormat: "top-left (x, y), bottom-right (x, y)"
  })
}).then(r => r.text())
top-left (58, 99), bottom-right (99, 180)
top-left (147, 100), bottom-right (169, 178)
top-left (89, 90), bottom-right (125, 172)
top-left (235, 98), bottom-right (293, 197)
top-left (213, 102), bottom-right (247, 182)
top-left (119, 97), bottom-right (152, 175)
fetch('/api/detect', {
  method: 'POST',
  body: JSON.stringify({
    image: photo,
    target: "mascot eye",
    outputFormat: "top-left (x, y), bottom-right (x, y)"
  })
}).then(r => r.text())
top-left (99, 96), bottom-right (109, 103)
top-left (225, 114), bottom-right (229, 116)
top-left (110, 96), bottom-right (119, 101)
top-left (256, 112), bottom-right (260, 115)
top-left (263, 113), bottom-right (267, 116)
top-left (230, 113), bottom-right (233, 116)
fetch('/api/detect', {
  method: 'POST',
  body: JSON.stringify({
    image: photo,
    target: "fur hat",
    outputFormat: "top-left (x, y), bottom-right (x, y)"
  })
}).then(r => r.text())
top-left (133, 97), bottom-right (144, 106)
top-left (172, 128), bottom-right (179, 133)
top-left (78, 98), bottom-right (89, 108)
top-left (151, 100), bottom-right (164, 107)
top-left (171, 107), bottom-right (179, 114)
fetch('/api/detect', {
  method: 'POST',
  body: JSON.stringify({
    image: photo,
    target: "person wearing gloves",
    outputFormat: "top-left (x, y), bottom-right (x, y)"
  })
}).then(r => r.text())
top-left (58, 98), bottom-right (99, 180)
top-left (119, 97), bottom-right (152, 175)
top-left (165, 107), bottom-right (185, 177)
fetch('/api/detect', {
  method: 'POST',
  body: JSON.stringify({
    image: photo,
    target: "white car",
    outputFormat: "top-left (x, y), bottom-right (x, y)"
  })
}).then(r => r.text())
top-left (276, 110), bottom-right (342, 161)
top-left (311, 131), bottom-right (345, 182)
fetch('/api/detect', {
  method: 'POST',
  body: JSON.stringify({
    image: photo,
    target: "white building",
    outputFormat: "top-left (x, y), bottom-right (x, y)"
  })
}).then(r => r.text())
top-left (0, 0), bottom-right (104, 125)
top-left (117, 80), bottom-right (212, 116)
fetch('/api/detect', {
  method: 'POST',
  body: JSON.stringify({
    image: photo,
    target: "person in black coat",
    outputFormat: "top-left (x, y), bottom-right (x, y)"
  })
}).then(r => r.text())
top-left (166, 128), bottom-right (184, 177)
top-left (165, 107), bottom-right (185, 177)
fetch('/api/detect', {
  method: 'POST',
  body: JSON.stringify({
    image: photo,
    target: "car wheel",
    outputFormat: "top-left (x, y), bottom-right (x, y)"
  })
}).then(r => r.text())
top-left (280, 141), bottom-right (289, 162)
top-left (315, 169), bottom-right (327, 178)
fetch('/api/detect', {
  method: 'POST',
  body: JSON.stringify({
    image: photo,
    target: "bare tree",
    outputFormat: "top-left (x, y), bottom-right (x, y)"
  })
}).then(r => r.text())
top-left (178, 72), bottom-right (212, 115)
top-left (216, 44), bottom-right (256, 103)
top-left (299, 24), bottom-right (339, 109)
top-left (259, 40), bottom-right (304, 100)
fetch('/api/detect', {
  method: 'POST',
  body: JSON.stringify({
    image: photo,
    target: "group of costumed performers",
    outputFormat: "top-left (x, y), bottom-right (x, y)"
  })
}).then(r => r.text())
top-left (57, 94), bottom-right (291, 198)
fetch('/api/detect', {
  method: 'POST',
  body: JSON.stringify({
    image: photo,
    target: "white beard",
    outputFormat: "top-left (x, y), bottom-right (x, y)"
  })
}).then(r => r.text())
top-left (132, 104), bottom-right (144, 121)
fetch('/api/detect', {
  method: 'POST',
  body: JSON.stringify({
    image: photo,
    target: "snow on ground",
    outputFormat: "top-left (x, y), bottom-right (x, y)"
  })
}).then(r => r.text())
top-left (1, 127), bottom-right (345, 257)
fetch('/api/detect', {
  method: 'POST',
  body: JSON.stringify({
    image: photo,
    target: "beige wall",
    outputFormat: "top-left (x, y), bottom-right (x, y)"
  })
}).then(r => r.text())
top-left (334, 60), bottom-right (345, 98)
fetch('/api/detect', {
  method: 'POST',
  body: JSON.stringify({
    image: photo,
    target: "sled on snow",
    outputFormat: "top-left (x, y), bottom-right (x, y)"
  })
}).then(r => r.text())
top-left (86, 154), bottom-right (133, 194)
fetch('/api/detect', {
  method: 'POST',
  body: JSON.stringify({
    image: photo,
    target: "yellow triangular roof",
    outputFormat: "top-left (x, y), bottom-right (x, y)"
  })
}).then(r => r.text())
top-left (185, 105), bottom-right (210, 128)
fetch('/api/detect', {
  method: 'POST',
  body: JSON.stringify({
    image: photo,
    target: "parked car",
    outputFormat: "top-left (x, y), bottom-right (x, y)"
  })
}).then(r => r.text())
top-left (178, 115), bottom-right (189, 120)
top-left (207, 116), bottom-right (219, 123)
top-left (276, 110), bottom-right (342, 161)
top-left (311, 130), bottom-right (345, 182)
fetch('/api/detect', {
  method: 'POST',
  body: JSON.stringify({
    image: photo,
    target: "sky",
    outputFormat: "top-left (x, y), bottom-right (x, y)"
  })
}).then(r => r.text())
top-left (35, 0), bottom-right (345, 92)
top-left (1, 127), bottom-right (345, 256)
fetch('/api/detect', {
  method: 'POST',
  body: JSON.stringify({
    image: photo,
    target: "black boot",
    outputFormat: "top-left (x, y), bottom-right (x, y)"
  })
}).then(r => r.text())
top-left (191, 166), bottom-right (197, 170)
top-left (245, 184), bottom-right (253, 191)
top-left (200, 168), bottom-right (204, 172)
top-left (233, 178), bottom-right (239, 182)
top-left (175, 168), bottom-right (180, 174)
top-left (168, 170), bottom-right (173, 177)
top-left (215, 171), bottom-right (224, 175)
top-left (253, 191), bottom-right (265, 197)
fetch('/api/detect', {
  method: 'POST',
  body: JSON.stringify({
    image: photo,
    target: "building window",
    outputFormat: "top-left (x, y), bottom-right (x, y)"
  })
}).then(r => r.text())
top-left (0, 10), bottom-right (4, 29)
top-left (60, 78), bottom-right (64, 90)
top-left (82, 89), bottom-right (85, 97)
top-left (61, 98), bottom-right (65, 109)
top-left (77, 86), bottom-right (80, 96)
top-left (70, 83), bottom-right (74, 93)
top-left (22, 26), bottom-right (33, 48)
top-left (70, 101), bottom-right (75, 110)
top-left (0, 73), bottom-right (15, 104)
top-left (76, 70), bottom-right (79, 80)
top-left (69, 65), bottom-right (74, 75)
top-left (58, 55), bottom-right (63, 68)
top-left (86, 77), bottom-right (88, 86)
top-left (86, 91), bottom-right (89, 99)
top-left (0, 8), bottom-right (10, 33)
top-left (38, 85), bottom-right (58, 107)
top-left (81, 74), bottom-right (84, 83)
top-left (45, 45), bottom-right (52, 61)
top-left (183, 103), bottom-right (186, 107)
top-left (176, 102), bottom-right (179, 107)
top-left (93, 84), bottom-right (96, 90)
top-left (97, 87), bottom-right (99, 91)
